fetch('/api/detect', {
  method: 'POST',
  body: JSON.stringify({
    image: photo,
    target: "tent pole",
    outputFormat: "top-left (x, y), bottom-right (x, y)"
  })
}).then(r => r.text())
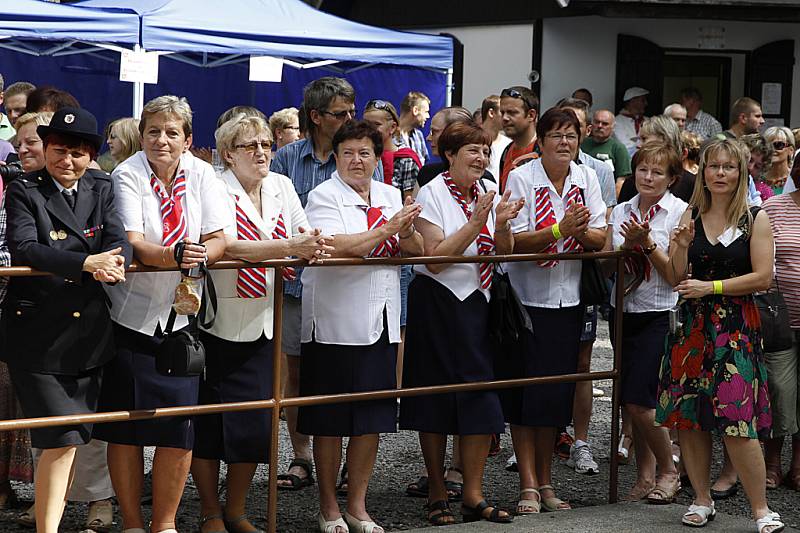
top-left (446, 68), bottom-right (453, 107)
top-left (132, 44), bottom-right (145, 118)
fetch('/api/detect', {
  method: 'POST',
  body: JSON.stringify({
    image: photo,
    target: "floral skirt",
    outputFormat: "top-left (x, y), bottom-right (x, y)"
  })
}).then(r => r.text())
top-left (655, 295), bottom-right (771, 439)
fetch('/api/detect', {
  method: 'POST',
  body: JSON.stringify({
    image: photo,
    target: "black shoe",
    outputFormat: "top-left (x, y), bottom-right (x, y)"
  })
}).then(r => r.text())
top-left (710, 482), bottom-right (738, 500)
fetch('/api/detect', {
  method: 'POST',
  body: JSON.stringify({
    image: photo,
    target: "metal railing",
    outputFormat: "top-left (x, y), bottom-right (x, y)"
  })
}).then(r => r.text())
top-left (0, 250), bottom-right (630, 532)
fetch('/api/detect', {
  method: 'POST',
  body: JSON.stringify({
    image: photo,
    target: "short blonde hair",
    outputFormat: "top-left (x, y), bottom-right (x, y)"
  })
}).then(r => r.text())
top-left (764, 126), bottom-right (795, 167)
top-left (140, 95), bottom-right (193, 137)
top-left (215, 113), bottom-right (272, 170)
top-left (110, 117), bottom-right (141, 162)
top-left (14, 111), bottom-right (54, 130)
top-left (268, 107), bottom-right (299, 140)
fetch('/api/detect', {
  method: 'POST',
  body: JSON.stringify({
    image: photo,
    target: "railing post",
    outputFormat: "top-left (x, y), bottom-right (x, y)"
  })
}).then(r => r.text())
top-left (608, 254), bottom-right (625, 503)
top-left (267, 271), bottom-right (284, 533)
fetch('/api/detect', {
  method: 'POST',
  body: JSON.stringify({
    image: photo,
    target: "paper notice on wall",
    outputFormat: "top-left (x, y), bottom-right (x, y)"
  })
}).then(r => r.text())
top-left (764, 117), bottom-right (785, 129)
top-left (119, 49), bottom-right (159, 84)
top-left (249, 56), bottom-right (283, 82)
top-left (761, 83), bottom-right (782, 115)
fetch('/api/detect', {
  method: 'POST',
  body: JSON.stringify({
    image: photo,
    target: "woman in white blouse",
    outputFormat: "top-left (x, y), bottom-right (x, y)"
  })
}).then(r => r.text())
top-left (605, 142), bottom-right (685, 503)
top-left (191, 114), bottom-right (331, 533)
top-left (504, 107), bottom-right (607, 513)
top-left (298, 121), bottom-right (423, 533)
top-left (400, 120), bottom-right (522, 526)
top-left (96, 96), bottom-right (229, 533)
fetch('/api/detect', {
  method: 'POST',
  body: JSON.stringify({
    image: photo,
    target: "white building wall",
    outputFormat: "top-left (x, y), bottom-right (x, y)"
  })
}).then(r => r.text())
top-left (425, 25), bottom-right (534, 111)
top-left (541, 16), bottom-right (800, 126)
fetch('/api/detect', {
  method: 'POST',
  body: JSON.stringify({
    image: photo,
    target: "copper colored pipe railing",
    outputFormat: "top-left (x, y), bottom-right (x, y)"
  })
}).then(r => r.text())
top-left (0, 250), bottom-right (633, 530)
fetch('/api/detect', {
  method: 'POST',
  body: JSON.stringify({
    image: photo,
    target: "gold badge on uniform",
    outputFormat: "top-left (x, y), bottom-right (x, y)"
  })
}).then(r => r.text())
top-left (57, 230), bottom-right (68, 240)
top-left (49, 230), bottom-right (59, 241)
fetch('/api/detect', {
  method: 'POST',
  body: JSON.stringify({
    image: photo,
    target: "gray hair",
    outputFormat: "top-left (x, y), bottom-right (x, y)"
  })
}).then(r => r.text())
top-left (436, 106), bottom-right (472, 127)
top-left (663, 103), bottom-right (687, 116)
top-left (268, 107), bottom-right (299, 138)
top-left (14, 111), bottom-right (53, 130)
top-left (303, 77), bottom-right (355, 134)
top-left (139, 95), bottom-right (193, 137)
top-left (215, 113), bottom-right (272, 170)
top-left (640, 114), bottom-right (683, 155)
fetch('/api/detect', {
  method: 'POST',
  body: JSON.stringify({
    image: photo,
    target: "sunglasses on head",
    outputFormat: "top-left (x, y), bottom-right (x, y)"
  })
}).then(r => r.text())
top-left (501, 88), bottom-right (533, 111)
top-left (773, 141), bottom-right (789, 151)
top-left (365, 99), bottom-right (389, 111)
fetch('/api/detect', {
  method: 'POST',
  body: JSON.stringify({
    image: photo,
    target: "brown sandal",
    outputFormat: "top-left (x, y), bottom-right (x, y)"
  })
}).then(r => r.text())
top-left (765, 467), bottom-right (783, 490)
top-left (647, 475), bottom-right (681, 505)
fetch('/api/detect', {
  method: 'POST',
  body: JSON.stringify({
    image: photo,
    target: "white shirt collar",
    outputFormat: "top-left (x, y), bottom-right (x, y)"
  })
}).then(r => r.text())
top-left (333, 170), bottom-right (392, 208)
top-left (531, 160), bottom-right (586, 191)
top-left (51, 177), bottom-right (77, 193)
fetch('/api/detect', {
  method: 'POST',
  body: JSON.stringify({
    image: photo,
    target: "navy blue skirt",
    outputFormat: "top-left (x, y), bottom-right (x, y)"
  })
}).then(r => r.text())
top-left (194, 332), bottom-right (274, 463)
top-left (501, 305), bottom-right (582, 428)
top-left (93, 323), bottom-right (198, 449)
top-left (399, 275), bottom-right (504, 436)
top-left (610, 310), bottom-right (669, 409)
top-left (10, 366), bottom-right (102, 449)
top-left (297, 325), bottom-right (397, 437)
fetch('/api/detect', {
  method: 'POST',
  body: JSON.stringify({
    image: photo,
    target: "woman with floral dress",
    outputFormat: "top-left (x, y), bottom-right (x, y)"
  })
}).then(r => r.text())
top-left (655, 139), bottom-right (783, 533)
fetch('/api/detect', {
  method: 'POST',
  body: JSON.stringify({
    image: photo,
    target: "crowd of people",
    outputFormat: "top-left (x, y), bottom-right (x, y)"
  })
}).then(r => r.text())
top-left (0, 72), bottom-right (796, 533)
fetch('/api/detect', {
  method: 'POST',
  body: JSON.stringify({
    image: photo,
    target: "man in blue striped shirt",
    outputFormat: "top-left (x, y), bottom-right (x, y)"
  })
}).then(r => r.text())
top-left (270, 76), bottom-right (382, 491)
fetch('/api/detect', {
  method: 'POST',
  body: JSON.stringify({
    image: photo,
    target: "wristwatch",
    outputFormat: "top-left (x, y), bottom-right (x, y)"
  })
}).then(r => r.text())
top-left (642, 241), bottom-right (658, 255)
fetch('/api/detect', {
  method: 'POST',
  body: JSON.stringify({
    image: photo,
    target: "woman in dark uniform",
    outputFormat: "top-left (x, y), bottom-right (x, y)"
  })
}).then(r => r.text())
top-left (1, 106), bottom-right (131, 533)
top-left (400, 120), bottom-right (522, 525)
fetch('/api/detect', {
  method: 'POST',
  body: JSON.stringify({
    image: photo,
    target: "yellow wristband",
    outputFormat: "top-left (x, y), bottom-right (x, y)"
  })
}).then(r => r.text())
top-left (551, 223), bottom-right (563, 240)
top-left (713, 280), bottom-right (723, 295)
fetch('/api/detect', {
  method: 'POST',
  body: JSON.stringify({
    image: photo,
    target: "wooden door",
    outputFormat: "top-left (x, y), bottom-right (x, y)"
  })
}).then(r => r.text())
top-left (746, 40), bottom-right (795, 126)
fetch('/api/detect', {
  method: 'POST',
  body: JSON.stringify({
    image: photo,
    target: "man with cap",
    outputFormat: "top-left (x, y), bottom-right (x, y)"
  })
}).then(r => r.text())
top-left (1, 106), bottom-right (131, 533)
top-left (614, 87), bottom-right (649, 155)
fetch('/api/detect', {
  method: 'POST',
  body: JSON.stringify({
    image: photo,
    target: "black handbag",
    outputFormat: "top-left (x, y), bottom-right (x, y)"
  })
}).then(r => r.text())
top-left (580, 258), bottom-right (610, 305)
top-left (755, 287), bottom-right (793, 352)
top-left (489, 267), bottom-right (533, 347)
top-left (155, 263), bottom-right (217, 377)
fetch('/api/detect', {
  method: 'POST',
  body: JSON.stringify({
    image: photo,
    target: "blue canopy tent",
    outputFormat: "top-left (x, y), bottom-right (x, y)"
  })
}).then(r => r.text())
top-left (70, 0), bottom-right (454, 146)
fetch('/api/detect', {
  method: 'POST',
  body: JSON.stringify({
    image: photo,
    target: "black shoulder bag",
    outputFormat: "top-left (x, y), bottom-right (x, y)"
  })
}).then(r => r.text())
top-left (755, 282), bottom-right (793, 353)
top-left (155, 246), bottom-right (218, 378)
top-left (577, 188), bottom-right (610, 305)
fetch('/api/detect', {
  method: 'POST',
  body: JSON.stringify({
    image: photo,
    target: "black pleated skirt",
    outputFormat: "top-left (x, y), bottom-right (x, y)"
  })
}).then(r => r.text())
top-left (610, 310), bottom-right (669, 409)
top-left (193, 332), bottom-right (274, 463)
top-left (93, 323), bottom-right (199, 449)
top-left (501, 305), bottom-right (582, 428)
top-left (10, 366), bottom-right (102, 449)
top-left (399, 275), bottom-right (504, 436)
top-left (297, 324), bottom-right (397, 437)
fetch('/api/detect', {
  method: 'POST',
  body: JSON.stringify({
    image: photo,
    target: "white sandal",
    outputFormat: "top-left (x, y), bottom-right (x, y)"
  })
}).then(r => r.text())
top-left (517, 488), bottom-right (541, 514)
top-left (755, 511), bottom-right (785, 533)
top-left (682, 502), bottom-right (716, 527)
top-left (318, 513), bottom-right (349, 533)
top-left (344, 512), bottom-right (383, 533)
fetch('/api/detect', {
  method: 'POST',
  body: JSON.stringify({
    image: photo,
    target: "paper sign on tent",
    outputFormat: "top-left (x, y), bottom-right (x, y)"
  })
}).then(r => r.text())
top-left (119, 49), bottom-right (159, 84)
top-left (249, 55), bottom-right (284, 82)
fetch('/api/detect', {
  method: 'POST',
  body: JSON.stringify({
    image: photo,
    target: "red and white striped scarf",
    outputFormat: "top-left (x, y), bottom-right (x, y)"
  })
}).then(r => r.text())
top-left (442, 172), bottom-right (495, 289)
top-left (534, 183), bottom-right (584, 267)
top-left (360, 206), bottom-right (400, 257)
top-left (150, 171), bottom-right (188, 246)
top-left (625, 203), bottom-right (661, 281)
top-left (235, 196), bottom-right (296, 299)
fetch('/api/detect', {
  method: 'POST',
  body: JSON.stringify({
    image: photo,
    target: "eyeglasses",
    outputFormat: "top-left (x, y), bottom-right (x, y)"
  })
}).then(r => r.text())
top-left (501, 88), bottom-right (534, 111)
top-left (707, 163), bottom-right (738, 174)
top-left (773, 141), bottom-right (789, 151)
top-left (545, 132), bottom-right (579, 143)
top-left (320, 108), bottom-right (356, 120)
top-left (234, 141), bottom-right (271, 155)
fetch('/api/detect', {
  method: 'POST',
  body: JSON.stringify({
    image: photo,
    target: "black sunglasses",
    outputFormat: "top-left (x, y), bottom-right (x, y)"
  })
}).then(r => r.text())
top-left (365, 99), bottom-right (389, 110)
top-left (501, 88), bottom-right (533, 111)
top-left (773, 141), bottom-right (789, 151)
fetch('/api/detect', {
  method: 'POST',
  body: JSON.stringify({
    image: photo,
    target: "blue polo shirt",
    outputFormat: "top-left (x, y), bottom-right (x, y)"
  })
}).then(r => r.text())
top-left (270, 137), bottom-right (384, 297)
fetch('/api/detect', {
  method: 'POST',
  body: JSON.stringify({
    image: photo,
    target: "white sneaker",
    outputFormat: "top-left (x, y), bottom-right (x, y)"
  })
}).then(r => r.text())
top-left (567, 440), bottom-right (599, 475)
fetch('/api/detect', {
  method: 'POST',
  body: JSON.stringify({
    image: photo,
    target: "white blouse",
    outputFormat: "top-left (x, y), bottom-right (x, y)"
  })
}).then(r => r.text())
top-left (301, 172), bottom-right (402, 346)
top-left (610, 192), bottom-right (688, 313)
top-left (203, 169), bottom-right (309, 342)
top-left (505, 159), bottom-right (607, 308)
top-left (414, 174), bottom-right (499, 302)
top-left (106, 151), bottom-right (232, 335)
